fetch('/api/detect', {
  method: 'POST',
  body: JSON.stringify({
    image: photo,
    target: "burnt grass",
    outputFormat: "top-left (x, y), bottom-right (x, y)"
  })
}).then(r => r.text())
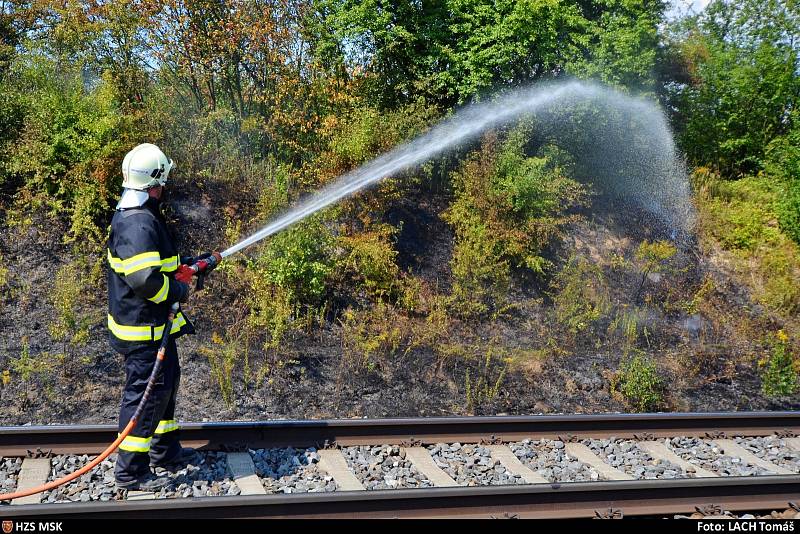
top-left (0, 189), bottom-right (798, 426)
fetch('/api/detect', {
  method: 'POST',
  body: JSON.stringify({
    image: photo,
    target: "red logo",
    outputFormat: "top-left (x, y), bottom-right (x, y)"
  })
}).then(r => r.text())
top-left (2, 520), bottom-right (12, 534)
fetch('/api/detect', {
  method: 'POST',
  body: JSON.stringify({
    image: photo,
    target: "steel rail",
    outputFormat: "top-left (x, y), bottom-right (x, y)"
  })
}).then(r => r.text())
top-left (1, 476), bottom-right (797, 519)
top-left (0, 412), bottom-right (798, 455)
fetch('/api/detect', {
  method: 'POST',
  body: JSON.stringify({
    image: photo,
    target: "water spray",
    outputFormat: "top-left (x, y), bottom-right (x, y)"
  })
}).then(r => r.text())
top-left (220, 80), bottom-right (692, 259)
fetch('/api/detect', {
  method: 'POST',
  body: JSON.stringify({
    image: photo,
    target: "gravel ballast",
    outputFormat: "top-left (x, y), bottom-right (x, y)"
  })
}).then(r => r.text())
top-left (342, 445), bottom-right (432, 489)
top-left (733, 436), bottom-right (800, 473)
top-left (665, 437), bottom-right (775, 476)
top-left (426, 443), bottom-right (526, 487)
top-left (250, 447), bottom-right (336, 493)
top-left (583, 438), bottom-right (689, 479)
top-left (510, 439), bottom-right (604, 482)
top-left (0, 457), bottom-right (23, 494)
top-left (41, 451), bottom-right (239, 502)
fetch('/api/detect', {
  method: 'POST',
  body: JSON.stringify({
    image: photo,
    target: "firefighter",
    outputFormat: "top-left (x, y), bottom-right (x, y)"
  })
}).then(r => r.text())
top-left (108, 143), bottom-right (210, 490)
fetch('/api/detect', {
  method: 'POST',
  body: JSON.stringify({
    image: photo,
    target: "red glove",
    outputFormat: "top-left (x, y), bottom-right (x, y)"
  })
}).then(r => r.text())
top-left (175, 264), bottom-right (195, 284)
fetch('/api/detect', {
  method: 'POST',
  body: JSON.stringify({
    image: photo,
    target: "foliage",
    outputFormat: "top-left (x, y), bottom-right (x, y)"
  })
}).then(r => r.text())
top-left (612, 351), bottom-right (665, 411)
top-left (608, 306), bottom-right (642, 353)
top-left (464, 350), bottom-right (507, 412)
top-left (666, 0), bottom-right (800, 177)
top-left (199, 331), bottom-right (245, 407)
top-left (444, 127), bottom-right (587, 318)
top-left (8, 338), bottom-right (56, 384)
top-left (693, 168), bottom-right (800, 314)
top-left (0, 254), bottom-right (8, 314)
top-left (3, 62), bottom-right (134, 245)
top-left (244, 270), bottom-right (297, 352)
top-left (759, 330), bottom-right (799, 397)
top-left (340, 303), bottom-right (407, 375)
top-left (257, 218), bottom-right (333, 305)
top-left (318, 0), bottom-right (666, 107)
top-left (767, 117), bottom-right (800, 245)
top-left (551, 256), bottom-right (610, 334)
top-left (48, 263), bottom-right (92, 350)
top-left (634, 239), bottom-right (677, 298)
top-left (336, 223), bottom-right (403, 301)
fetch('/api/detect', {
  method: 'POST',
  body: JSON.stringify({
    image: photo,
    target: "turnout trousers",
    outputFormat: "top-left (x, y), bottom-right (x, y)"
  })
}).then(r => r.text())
top-left (114, 338), bottom-right (182, 483)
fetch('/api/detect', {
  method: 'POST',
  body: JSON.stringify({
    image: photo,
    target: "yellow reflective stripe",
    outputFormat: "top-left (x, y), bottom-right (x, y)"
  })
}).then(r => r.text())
top-left (121, 252), bottom-right (162, 275)
top-left (108, 314), bottom-right (154, 341)
top-left (107, 250), bottom-right (162, 276)
top-left (160, 255), bottom-right (179, 273)
top-left (154, 419), bottom-right (179, 434)
top-left (148, 275), bottom-right (169, 304)
top-left (153, 312), bottom-right (187, 339)
top-left (170, 313), bottom-right (187, 334)
top-left (107, 249), bottom-right (124, 272)
top-left (119, 434), bottom-right (151, 453)
top-left (108, 313), bottom-right (187, 342)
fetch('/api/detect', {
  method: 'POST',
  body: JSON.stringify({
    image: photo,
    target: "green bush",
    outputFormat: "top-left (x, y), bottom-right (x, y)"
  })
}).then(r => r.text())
top-left (778, 178), bottom-right (800, 245)
top-left (634, 239), bottom-right (677, 298)
top-left (48, 263), bottom-right (91, 346)
top-left (199, 332), bottom-right (247, 407)
top-left (613, 351), bottom-right (665, 412)
top-left (444, 127), bottom-right (587, 318)
top-left (551, 256), bottom-right (610, 334)
top-left (336, 223), bottom-right (404, 301)
top-left (4, 62), bottom-right (132, 244)
top-left (464, 350), bottom-right (507, 413)
top-left (695, 170), bottom-right (800, 314)
top-left (257, 217), bottom-right (334, 305)
top-left (312, 99), bottom-right (439, 187)
top-left (768, 122), bottom-right (800, 244)
top-left (759, 331), bottom-right (798, 397)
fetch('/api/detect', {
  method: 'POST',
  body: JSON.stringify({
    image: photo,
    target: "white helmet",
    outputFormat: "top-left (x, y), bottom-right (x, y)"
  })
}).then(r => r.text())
top-left (121, 143), bottom-right (174, 190)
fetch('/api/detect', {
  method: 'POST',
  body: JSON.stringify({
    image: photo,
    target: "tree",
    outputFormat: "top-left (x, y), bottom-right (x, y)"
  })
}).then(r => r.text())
top-left (664, 0), bottom-right (800, 176)
top-left (316, 0), bottom-right (667, 108)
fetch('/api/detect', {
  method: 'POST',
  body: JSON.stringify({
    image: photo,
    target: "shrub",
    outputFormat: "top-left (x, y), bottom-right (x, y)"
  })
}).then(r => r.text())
top-left (336, 223), bottom-right (403, 302)
top-left (759, 330), bottom-right (798, 397)
top-left (7, 65), bottom-right (133, 242)
top-left (612, 351), bottom-right (665, 412)
top-left (444, 127), bottom-right (587, 318)
top-left (313, 100), bottom-right (440, 185)
top-left (777, 177), bottom-right (800, 245)
top-left (257, 218), bottom-right (333, 305)
top-left (245, 274), bottom-right (296, 352)
top-left (634, 239), bottom-right (677, 298)
top-left (694, 170), bottom-right (800, 315)
top-left (551, 256), bottom-right (610, 334)
top-left (48, 263), bottom-right (96, 375)
top-left (608, 306), bottom-right (642, 353)
top-left (340, 303), bottom-right (408, 376)
top-left (464, 350), bottom-right (507, 413)
top-left (9, 338), bottom-right (55, 384)
top-left (199, 332), bottom-right (245, 407)
top-left (0, 255), bottom-right (8, 313)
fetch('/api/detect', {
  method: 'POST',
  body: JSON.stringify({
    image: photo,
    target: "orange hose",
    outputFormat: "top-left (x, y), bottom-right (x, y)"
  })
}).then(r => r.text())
top-left (0, 417), bottom-right (137, 502)
top-left (0, 302), bottom-right (180, 502)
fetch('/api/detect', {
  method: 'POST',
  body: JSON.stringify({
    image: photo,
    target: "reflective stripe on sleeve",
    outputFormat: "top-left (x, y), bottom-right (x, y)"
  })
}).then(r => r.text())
top-left (119, 434), bottom-right (151, 453)
top-left (160, 255), bottom-right (179, 273)
top-left (148, 275), bottom-right (169, 304)
top-left (154, 419), bottom-right (179, 434)
top-left (108, 249), bottom-right (162, 276)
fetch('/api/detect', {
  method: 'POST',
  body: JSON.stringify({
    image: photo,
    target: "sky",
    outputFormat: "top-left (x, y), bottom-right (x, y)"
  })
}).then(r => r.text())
top-left (667, 0), bottom-right (713, 20)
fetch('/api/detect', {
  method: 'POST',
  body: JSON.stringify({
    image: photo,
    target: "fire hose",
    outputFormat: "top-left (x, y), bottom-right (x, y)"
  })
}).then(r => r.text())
top-left (0, 254), bottom-right (221, 502)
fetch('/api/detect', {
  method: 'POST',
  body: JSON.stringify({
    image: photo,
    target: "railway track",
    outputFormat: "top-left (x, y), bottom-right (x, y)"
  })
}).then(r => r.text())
top-left (0, 412), bottom-right (798, 518)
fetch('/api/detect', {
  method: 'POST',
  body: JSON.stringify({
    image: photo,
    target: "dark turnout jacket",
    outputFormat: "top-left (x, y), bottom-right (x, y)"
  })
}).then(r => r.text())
top-left (107, 197), bottom-right (193, 354)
